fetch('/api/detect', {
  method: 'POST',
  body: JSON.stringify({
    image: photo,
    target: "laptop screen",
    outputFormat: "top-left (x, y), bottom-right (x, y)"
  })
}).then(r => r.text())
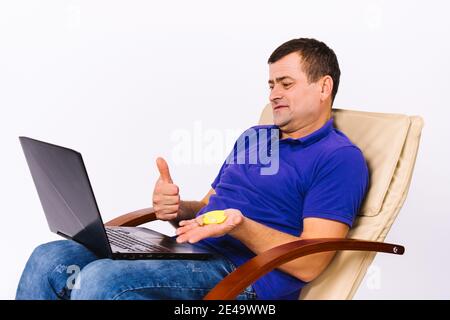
top-left (19, 137), bottom-right (112, 258)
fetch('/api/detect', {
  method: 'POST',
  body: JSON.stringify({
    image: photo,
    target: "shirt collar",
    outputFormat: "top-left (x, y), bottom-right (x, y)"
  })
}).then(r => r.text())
top-left (275, 118), bottom-right (334, 147)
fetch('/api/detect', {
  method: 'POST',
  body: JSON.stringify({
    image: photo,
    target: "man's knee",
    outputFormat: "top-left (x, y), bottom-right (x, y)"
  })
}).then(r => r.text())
top-left (28, 240), bottom-right (72, 270)
top-left (70, 259), bottom-right (123, 300)
top-left (16, 240), bottom-right (81, 299)
top-left (25, 240), bottom-right (97, 296)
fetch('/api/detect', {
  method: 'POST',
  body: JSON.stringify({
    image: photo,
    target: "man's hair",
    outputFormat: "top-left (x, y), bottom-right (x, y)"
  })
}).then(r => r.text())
top-left (268, 38), bottom-right (341, 105)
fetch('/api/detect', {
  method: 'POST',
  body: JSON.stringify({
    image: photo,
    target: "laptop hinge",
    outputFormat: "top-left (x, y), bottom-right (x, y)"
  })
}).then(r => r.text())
top-left (56, 230), bottom-right (72, 240)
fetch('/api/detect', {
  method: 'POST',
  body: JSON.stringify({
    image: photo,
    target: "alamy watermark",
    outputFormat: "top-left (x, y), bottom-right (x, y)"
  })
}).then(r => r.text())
top-left (66, 264), bottom-right (81, 290)
top-left (170, 121), bottom-right (280, 175)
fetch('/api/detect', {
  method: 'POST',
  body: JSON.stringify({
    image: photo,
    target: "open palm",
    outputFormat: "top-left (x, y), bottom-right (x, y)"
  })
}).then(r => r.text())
top-left (176, 209), bottom-right (243, 244)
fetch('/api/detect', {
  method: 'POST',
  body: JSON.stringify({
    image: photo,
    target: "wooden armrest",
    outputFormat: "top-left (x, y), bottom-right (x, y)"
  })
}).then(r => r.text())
top-left (204, 238), bottom-right (404, 300)
top-left (105, 207), bottom-right (157, 227)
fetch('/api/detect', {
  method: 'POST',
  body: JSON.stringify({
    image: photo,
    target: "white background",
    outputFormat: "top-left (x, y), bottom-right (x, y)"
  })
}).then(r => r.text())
top-left (1, 0), bottom-right (449, 299)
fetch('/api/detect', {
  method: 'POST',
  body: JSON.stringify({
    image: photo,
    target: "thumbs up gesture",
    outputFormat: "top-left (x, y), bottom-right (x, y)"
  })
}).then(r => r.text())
top-left (152, 157), bottom-right (180, 221)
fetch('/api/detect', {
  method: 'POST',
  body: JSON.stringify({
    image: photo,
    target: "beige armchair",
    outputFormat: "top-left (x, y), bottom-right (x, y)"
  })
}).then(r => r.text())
top-left (106, 105), bottom-right (424, 300)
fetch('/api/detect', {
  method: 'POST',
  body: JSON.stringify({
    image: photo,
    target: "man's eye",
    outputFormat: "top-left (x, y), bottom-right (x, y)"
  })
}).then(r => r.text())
top-left (269, 83), bottom-right (292, 90)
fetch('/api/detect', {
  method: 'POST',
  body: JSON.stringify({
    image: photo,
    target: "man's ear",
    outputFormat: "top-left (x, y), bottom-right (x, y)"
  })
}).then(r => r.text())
top-left (320, 75), bottom-right (333, 102)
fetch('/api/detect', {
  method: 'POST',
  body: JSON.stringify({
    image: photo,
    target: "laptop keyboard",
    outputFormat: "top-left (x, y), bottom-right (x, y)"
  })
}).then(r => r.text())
top-left (106, 228), bottom-right (170, 252)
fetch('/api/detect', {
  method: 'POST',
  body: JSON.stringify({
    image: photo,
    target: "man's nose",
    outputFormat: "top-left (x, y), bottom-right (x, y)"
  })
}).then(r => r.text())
top-left (269, 85), bottom-right (283, 102)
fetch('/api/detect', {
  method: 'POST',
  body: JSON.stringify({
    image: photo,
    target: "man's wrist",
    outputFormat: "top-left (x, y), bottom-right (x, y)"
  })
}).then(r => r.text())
top-left (228, 212), bottom-right (247, 238)
top-left (176, 200), bottom-right (205, 222)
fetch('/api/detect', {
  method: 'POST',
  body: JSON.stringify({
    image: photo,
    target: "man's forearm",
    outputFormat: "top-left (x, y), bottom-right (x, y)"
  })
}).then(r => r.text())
top-left (229, 217), bottom-right (335, 282)
top-left (169, 200), bottom-right (206, 228)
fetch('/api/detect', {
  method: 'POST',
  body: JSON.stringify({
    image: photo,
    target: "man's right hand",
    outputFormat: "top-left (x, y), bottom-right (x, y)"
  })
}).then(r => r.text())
top-left (152, 157), bottom-right (180, 221)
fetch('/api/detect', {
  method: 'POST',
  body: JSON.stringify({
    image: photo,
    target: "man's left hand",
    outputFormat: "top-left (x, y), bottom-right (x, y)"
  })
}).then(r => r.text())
top-left (175, 209), bottom-right (244, 243)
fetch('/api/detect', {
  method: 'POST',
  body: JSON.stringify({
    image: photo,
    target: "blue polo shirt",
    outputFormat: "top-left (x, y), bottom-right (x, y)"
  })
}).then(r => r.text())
top-left (197, 118), bottom-right (369, 300)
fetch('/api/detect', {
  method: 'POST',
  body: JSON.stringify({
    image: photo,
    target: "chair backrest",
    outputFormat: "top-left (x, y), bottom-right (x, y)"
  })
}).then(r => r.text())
top-left (258, 104), bottom-right (424, 299)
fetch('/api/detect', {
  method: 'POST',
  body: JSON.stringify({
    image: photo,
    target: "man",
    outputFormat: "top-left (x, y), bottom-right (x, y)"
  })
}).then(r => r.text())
top-left (16, 38), bottom-right (369, 300)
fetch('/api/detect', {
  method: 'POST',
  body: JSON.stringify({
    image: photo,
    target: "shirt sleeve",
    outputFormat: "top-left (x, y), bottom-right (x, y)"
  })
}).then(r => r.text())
top-left (210, 126), bottom-right (259, 189)
top-left (211, 134), bottom-right (239, 189)
top-left (302, 146), bottom-right (369, 227)
top-left (211, 159), bottom-right (230, 189)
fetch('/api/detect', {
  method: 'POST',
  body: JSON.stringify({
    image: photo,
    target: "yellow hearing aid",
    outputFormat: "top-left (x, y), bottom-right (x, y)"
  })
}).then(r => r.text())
top-left (202, 210), bottom-right (227, 225)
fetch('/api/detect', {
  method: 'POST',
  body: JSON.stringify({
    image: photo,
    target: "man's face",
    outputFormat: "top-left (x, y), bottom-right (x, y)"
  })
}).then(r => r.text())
top-left (268, 52), bottom-right (329, 136)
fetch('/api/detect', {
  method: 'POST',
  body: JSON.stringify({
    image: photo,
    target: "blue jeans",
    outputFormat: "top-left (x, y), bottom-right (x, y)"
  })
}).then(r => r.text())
top-left (15, 240), bottom-right (257, 300)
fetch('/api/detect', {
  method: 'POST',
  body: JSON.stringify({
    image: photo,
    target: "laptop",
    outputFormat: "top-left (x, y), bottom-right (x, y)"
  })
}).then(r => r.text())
top-left (19, 136), bottom-right (212, 260)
